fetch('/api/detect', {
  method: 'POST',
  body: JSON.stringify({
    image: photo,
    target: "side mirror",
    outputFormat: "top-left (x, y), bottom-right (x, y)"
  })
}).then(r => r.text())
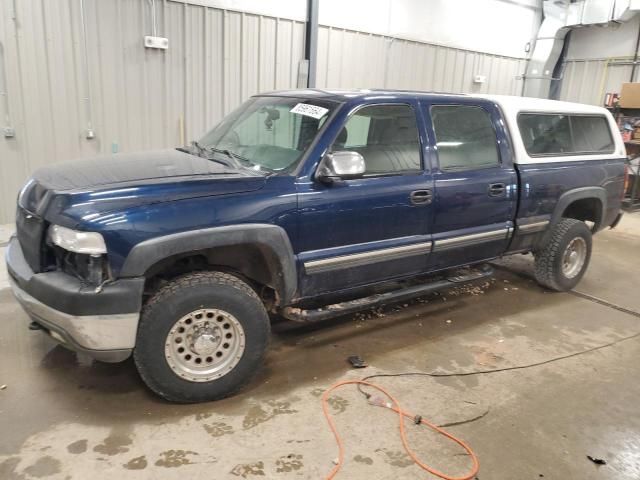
top-left (316, 151), bottom-right (365, 183)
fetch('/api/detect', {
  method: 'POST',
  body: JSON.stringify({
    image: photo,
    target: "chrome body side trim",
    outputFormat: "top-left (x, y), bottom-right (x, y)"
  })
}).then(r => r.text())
top-left (304, 241), bottom-right (433, 274)
top-left (432, 229), bottom-right (509, 252)
top-left (517, 220), bottom-right (550, 234)
top-left (9, 276), bottom-right (139, 351)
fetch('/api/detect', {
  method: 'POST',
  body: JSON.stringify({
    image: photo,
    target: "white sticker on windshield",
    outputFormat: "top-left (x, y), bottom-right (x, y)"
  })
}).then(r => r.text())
top-left (290, 103), bottom-right (329, 119)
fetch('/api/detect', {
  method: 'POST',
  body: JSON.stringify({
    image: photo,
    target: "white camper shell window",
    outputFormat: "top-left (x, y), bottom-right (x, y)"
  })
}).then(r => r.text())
top-left (517, 113), bottom-right (615, 157)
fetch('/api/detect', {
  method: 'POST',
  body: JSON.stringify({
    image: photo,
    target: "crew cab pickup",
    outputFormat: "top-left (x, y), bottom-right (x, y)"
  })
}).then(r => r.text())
top-left (6, 90), bottom-right (626, 402)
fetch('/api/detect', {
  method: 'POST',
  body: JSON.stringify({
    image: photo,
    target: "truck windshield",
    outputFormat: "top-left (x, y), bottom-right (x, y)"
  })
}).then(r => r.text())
top-left (197, 96), bottom-right (337, 172)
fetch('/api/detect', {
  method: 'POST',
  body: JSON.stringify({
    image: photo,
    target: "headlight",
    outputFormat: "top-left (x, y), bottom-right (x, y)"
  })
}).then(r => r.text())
top-left (48, 225), bottom-right (107, 255)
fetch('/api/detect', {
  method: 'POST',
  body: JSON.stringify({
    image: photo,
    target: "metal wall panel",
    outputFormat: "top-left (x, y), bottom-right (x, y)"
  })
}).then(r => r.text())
top-left (0, 0), bottom-right (526, 224)
top-left (316, 27), bottom-right (527, 96)
top-left (559, 59), bottom-right (633, 105)
top-left (0, 0), bottom-right (306, 223)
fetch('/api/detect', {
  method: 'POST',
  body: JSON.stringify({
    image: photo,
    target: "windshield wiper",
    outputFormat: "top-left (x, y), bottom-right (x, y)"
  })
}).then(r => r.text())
top-left (190, 141), bottom-right (239, 168)
top-left (190, 141), bottom-right (275, 174)
top-left (191, 140), bottom-right (207, 156)
top-left (207, 146), bottom-right (246, 167)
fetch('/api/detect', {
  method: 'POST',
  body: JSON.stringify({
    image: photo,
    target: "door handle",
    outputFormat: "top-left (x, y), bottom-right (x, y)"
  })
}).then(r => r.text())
top-left (410, 189), bottom-right (432, 205)
top-left (488, 183), bottom-right (506, 197)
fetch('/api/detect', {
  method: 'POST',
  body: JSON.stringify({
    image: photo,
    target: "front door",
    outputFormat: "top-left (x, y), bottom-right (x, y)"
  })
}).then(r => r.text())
top-left (423, 100), bottom-right (517, 271)
top-left (296, 101), bottom-right (434, 296)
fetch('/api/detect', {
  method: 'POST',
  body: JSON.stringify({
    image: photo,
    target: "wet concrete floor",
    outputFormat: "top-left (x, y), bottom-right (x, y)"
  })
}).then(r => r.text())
top-left (1, 215), bottom-right (640, 479)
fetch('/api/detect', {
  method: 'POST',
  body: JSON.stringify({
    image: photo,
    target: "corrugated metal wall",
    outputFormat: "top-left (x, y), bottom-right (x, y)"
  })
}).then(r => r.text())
top-left (0, 0), bottom-right (306, 223)
top-left (317, 26), bottom-right (528, 94)
top-left (559, 59), bottom-right (635, 105)
top-left (0, 0), bottom-right (527, 224)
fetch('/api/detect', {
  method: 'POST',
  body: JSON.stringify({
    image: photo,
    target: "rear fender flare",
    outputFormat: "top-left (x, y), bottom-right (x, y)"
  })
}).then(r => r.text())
top-left (539, 186), bottom-right (607, 247)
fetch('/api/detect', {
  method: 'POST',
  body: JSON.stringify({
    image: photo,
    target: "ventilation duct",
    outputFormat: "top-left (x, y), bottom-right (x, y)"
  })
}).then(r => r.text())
top-left (523, 0), bottom-right (640, 98)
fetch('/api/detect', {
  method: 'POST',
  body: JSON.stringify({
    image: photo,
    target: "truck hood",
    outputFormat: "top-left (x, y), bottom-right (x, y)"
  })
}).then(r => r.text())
top-left (33, 148), bottom-right (258, 190)
top-left (24, 149), bottom-right (267, 222)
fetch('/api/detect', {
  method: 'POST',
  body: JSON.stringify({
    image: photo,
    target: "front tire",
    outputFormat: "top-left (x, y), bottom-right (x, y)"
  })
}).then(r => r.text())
top-left (134, 271), bottom-right (270, 403)
top-left (534, 218), bottom-right (592, 292)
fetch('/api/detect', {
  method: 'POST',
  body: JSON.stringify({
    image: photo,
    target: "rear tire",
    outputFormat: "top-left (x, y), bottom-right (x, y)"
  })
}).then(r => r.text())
top-left (534, 218), bottom-right (592, 292)
top-left (134, 271), bottom-right (270, 403)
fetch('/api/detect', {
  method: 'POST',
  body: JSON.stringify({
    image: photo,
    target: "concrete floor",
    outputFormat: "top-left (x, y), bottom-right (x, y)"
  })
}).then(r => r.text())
top-left (1, 216), bottom-right (640, 480)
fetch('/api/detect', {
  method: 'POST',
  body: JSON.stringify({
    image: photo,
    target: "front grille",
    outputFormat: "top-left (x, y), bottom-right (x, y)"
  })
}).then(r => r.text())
top-left (16, 206), bottom-right (45, 273)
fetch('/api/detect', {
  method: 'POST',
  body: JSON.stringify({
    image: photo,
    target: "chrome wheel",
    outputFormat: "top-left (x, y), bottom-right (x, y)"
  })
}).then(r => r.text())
top-left (164, 309), bottom-right (245, 382)
top-left (561, 237), bottom-right (587, 279)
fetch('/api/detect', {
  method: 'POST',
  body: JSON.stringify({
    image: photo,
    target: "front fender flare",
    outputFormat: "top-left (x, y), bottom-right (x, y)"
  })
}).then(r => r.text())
top-left (119, 224), bottom-right (297, 305)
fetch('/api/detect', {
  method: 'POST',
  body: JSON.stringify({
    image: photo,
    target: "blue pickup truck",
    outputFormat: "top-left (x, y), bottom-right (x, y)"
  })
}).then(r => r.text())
top-left (6, 89), bottom-right (626, 402)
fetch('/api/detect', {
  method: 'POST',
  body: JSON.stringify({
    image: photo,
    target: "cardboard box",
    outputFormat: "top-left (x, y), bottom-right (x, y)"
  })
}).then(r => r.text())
top-left (620, 83), bottom-right (640, 108)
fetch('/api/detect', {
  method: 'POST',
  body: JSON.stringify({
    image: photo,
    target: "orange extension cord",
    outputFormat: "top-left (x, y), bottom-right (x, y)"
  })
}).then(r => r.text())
top-left (321, 380), bottom-right (480, 480)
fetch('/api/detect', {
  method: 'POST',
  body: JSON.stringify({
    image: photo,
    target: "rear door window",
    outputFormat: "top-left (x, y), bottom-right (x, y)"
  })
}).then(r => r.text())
top-left (430, 104), bottom-right (500, 171)
top-left (517, 113), bottom-right (614, 156)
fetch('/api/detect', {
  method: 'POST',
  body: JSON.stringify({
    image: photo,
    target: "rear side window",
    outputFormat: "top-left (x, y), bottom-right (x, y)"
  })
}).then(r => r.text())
top-left (570, 116), bottom-right (615, 153)
top-left (517, 114), bottom-right (614, 156)
top-left (431, 105), bottom-right (500, 171)
top-left (333, 104), bottom-right (421, 174)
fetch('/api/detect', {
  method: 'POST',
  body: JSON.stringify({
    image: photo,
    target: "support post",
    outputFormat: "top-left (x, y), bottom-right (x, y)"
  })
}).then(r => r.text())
top-left (305, 0), bottom-right (319, 88)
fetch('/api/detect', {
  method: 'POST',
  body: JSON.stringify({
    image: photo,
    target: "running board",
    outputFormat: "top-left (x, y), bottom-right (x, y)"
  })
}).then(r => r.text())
top-left (281, 265), bottom-right (494, 323)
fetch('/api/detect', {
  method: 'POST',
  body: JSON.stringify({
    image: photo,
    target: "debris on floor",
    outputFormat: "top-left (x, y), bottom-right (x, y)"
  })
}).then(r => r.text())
top-left (347, 355), bottom-right (368, 368)
top-left (354, 306), bottom-right (385, 322)
top-left (586, 455), bottom-right (607, 465)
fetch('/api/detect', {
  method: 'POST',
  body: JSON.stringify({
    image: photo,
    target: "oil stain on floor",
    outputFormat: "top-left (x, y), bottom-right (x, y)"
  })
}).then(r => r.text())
top-left (123, 455), bottom-right (148, 470)
top-left (203, 422), bottom-right (234, 438)
top-left (66, 439), bottom-right (88, 455)
top-left (230, 460), bottom-right (265, 477)
top-left (274, 454), bottom-right (303, 473)
top-left (23, 455), bottom-right (62, 478)
top-left (375, 448), bottom-right (413, 468)
top-left (0, 457), bottom-right (25, 480)
top-left (93, 433), bottom-right (132, 456)
top-left (242, 399), bottom-right (298, 430)
top-left (154, 450), bottom-right (198, 468)
top-left (353, 455), bottom-right (374, 465)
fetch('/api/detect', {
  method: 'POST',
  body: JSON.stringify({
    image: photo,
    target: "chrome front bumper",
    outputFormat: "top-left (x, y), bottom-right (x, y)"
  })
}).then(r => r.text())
top-left (6, 235), bottom-right (143, 363)
top-left (9, 276), bottom-right (138, 362)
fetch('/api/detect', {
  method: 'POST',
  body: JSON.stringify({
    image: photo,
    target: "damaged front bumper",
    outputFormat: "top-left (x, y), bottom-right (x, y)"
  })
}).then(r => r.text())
top-left (5, 236), bottom-right (144, 362)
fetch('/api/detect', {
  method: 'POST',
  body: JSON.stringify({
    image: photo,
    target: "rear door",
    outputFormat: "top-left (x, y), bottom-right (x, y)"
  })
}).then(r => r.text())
top-left (422, 99), bottom-right (517, 270)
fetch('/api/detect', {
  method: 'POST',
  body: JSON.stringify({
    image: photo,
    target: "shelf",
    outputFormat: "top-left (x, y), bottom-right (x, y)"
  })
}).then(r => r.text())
top-left (607, 106), bottom-right (640, 112)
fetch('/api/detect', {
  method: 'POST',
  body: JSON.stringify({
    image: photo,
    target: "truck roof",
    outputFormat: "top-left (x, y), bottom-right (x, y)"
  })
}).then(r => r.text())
top-left (263, 88), bottom-right (609, 114)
